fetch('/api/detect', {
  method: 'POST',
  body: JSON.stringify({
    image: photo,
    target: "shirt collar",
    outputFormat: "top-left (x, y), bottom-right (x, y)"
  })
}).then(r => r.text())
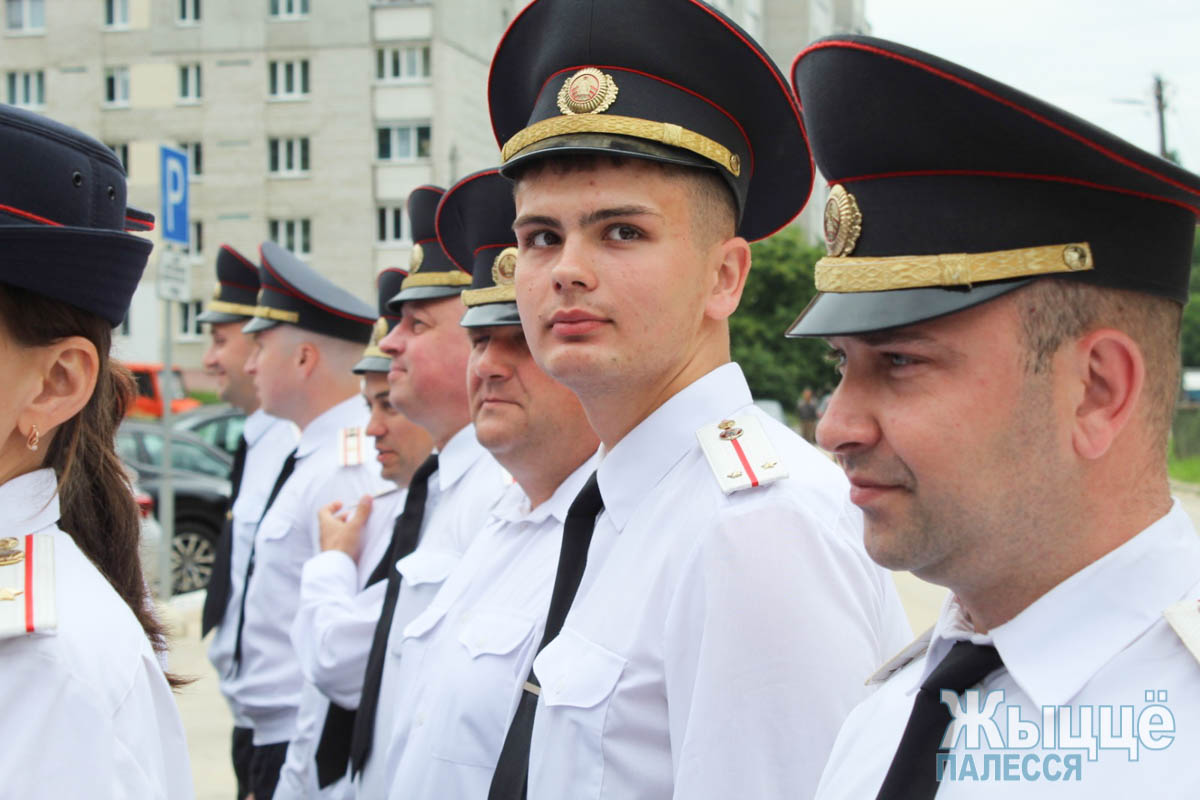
top-left (491, 449), bottom-right (602, 526)
top-left (0, 469), bottom-right (60, 533)
top-left (296, 395), bottom-right (367, 457)
top-left (597, 362), bottom-right (751, 533)
top-left (435, 424), bottom-right (489, 493)
top-left (243, 408), bottom-right (295, 446)
top-left (916, 500), bottom-right (1200, 706)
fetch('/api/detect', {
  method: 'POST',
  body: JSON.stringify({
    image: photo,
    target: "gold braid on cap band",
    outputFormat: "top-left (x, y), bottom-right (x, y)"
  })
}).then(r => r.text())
top-left (400, 271), bottom-right (473, 289)
top-left (252, 305), bottom-right (301, 323)
top-left (461, 285), bottom-right (517, 307)
top-left (814, 242), bottom-right (1094, 293)
top-left (207, 300), bottom-right (261, 317)
top-left (501, 115), bottom-right (742, 177)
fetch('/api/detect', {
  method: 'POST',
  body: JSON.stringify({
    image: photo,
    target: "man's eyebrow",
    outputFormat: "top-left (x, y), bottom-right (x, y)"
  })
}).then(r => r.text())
top-left (854, 329), bottom-right (937, 347)
top-left (579, 205), bottom-right (658, 228)
top-left (512, 213), bottom-right (560, 230)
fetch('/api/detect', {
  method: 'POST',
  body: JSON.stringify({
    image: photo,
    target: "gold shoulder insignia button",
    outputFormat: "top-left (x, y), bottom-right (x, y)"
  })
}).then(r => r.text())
top-left (824, 184), bottom-right (863, 257)
top-left (409, 243), bottom-right (425, 273)
top-left (557, 67), bottom-right (620, 116)
top-left (492, 247), bottom-right (519, 286)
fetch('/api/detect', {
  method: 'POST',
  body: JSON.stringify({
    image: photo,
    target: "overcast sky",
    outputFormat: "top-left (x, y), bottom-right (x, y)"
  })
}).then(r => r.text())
top-left (865, 0), bottom-right (1199, 169)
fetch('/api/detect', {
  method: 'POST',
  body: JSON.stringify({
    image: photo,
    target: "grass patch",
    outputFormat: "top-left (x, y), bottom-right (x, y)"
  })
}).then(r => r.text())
top-left (187, 389), bottom-right (220, 405)
top-left (1168, 451), bottom-right (1200, 484)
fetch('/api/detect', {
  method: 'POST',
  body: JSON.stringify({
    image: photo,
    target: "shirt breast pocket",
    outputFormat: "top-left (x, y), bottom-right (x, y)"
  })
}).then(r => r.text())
top-left (429, 609), bottom-right (537, 768)
top-left (528, 627), bottom-right (626, 799)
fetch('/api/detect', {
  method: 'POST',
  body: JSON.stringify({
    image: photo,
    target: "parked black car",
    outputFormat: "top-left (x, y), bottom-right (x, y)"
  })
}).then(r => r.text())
top-left (117, 421), bottom-right (232, 594)
top-left (173, 403), bottom-right (247, 459)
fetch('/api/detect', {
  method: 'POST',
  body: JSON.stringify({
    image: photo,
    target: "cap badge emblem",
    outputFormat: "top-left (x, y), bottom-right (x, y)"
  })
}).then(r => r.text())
top-left (371, 317), bottom-right (388, 345)
top-left (557, 67), bottom-right (619, 116)
top-left (212, 282), bottom-right (223, 301)
top-left (823, 184), bottom-right (863, 257)
top-left (409, 243), bottom-right (424, 273)
top-left (492, 247), bottom-right (519, 286)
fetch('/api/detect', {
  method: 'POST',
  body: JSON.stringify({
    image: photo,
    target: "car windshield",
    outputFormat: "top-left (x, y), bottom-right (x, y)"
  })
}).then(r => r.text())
top-left (189, 414), bottom-right (246, 455)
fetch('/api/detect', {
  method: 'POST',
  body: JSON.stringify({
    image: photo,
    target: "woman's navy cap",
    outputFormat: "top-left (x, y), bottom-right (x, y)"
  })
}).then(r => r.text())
top-left (487, 0), bottom-right (813, 242)
top-left (435, 168), bottom-right (522, 329)
top-left (786, 35), bottom-right (1200, 338)
top-left (0, 104), bottom-right (154, 326)
top-left (386, 185), bottom-right (471, 308)
top-left (353, 267), bottom-right (408, 374)
top-left (243, 242), bottom-right (375, 344)
top-left (198, 244), bottom-right (260, 324)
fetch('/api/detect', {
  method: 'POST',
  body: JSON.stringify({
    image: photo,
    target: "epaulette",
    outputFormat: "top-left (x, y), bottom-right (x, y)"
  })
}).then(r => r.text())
top-left (866, 627), bottom-right (933, 686)
top-left (695, 414), bottom-right (788, 494)
top-left (1164, 596), bottom-right (1200, 665)
top-left (338, 426), bottom-right (369, 467)
top-left (0, 534), bottom-right (56, 639)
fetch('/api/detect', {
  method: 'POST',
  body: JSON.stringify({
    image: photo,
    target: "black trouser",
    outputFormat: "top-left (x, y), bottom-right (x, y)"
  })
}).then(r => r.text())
top-left (231, 726), bottom-right (254, 800)
top-left (248, 740), bottom-right (289, 800)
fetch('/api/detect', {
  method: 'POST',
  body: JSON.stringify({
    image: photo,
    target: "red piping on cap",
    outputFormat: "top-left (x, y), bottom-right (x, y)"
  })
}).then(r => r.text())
top-left (257, 248), bottom-right (376, 325)
top-left (472, 242), bottom-right (516, 256)
top-left (435, 168), bottom-right (503, 271)
top-left (0, 205), bottom-right (62, 226)
top-left (221, 244), bottom-right (259, 271)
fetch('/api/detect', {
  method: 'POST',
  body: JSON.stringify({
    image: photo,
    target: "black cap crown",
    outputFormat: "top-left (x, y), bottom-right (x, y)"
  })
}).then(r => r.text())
top-left (386, 186), bottom-right (471, 308)
top-left (243, 242), bottom-right (375, 344)
top-left (198, 244), bottom-right (260, 324)
top-left (0, 104), bottom-right (155, 326)
top-left (787, 36), bottom-right (1200, 337)
top-left (488, 0), bottom-right (813, 242)
top-left (436, 169), bottom-right (520, 329)
top-left (353, 268), bottom-right (408, 374)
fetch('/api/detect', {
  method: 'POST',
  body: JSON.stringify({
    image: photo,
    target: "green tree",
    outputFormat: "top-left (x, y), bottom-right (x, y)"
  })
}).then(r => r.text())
top-left (730, 226), bottom-right (838, 410)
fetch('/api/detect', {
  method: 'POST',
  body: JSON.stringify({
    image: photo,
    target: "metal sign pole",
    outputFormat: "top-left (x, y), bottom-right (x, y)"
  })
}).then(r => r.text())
top-left (160, 294), bottom-right (175, 600)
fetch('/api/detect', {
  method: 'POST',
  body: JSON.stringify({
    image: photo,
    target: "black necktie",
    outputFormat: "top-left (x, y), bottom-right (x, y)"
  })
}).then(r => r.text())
top-left (347, 453), bottom-right (440, 778)
top-left (230, 447), bottom-right (298, 673)
top-left (875, 641), bottom-right (1005, 799)
top-left (201, 435), bottom-right (248, 638)
top-left (488, 471), bottom-right (604, 800)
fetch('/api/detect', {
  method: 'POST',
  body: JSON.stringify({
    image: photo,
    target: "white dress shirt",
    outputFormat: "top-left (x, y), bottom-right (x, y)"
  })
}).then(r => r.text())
top-left (275, 473), bottom-right (407, 800)
top-left (0, 469), bottom-right (194, 799)
top-left (383, 452), bottom-right (601, 799)
top-left (526, 363), bottom-right (912, 800)
top-left (209, 409), bottom-right (298, 727)
top-left (232, 395), bottom-right (371, 746)
top-left (355, 424), bottom-right (510, 799)
top-left (816, 500), bottom-right (1200, 799)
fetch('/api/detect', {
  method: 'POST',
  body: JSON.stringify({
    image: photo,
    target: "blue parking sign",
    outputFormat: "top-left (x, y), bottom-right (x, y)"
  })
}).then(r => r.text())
top-left (160, 145), bottom-right (189, 246)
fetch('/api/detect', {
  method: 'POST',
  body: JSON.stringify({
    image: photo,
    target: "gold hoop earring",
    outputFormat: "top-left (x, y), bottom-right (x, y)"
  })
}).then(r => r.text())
top-left (26, 425), bottom-right (39, 452)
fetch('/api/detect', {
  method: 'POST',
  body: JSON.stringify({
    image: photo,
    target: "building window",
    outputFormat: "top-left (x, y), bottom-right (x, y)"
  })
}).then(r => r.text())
top-left (179, 141), bottom-right (203, 177)
top-left (104, 66), bottom-right (130, 106)
top-left (178, 0), bottom-right (200, 23)
top-left (375, 44), bottom-right (430, 83)
top-left (267, 59), bottom-right (309, 99)
top-left (5, 0), bottom-right (44, 33)
top-left (376, 204), bottom-right (407, 244)
top-left (269, 218), bottom-right (310, 257)
top-left (5, 70), bottom-right (44, 108)
top-left (268, 137), bottom-right (310, 176)
top-left (179, 63), bottom-right (202, 102)
top-left (107, 143), bottom-right (129, 174)
top-left (268, 0), bottom-right (308, 19)
top-left (184, 220), bottom-right (204, 256)
top-left (376, 123), bottom-right (431, 162)
top-left (178, 300), bottom-right (203, 338)
top-left (104, 0), bottom-right (129, 28)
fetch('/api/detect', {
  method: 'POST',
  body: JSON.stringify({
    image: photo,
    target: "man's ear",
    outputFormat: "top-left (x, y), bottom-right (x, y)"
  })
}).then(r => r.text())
top-left (19, 336), bottom-right (99, 440)
top-left (1070, 327), bottom-right (1144, 461)
top-left (704, 236), bottom-right (751, 322)
top-left (295, 339), bottom-right (320, 379)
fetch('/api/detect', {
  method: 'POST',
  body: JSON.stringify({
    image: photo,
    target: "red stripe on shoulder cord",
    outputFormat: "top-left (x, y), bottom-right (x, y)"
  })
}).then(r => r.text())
top-left (24, 534), bottom-right (34, 633)
top-left (730, 439), bottom-right (759, 487)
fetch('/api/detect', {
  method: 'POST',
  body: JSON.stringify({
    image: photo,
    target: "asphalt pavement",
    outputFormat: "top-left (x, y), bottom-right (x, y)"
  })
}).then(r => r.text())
top-left (162, 482), bottom-right (1200, 797)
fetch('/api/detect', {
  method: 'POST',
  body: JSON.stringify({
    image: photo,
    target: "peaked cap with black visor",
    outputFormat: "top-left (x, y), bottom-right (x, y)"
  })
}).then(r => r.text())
top-left (488, 0), bottom-right (814, 242)
top-left (786, 36), bottom-right (1200, 338)
top-left (0, 104), bottom-right (155, 326)
top-left (435, 168), bottom-right (521, 329)
top-left (197, 244), bottom-right (261, 324)
top-left (243, 241), bottom-right (375, 344)
top-left (386, 185), bottom-right (471, 308)
top-left (354, 267), bottom-right (408, 374)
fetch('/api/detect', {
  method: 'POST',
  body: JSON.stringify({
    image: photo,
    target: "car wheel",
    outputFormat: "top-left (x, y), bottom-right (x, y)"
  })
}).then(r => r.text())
top-left (171, 522), bottom-right (217, 594)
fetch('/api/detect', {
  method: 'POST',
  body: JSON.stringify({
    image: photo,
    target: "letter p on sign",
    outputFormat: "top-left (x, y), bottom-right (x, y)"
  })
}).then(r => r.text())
top-left (160, 145), bottom-right (189, 247)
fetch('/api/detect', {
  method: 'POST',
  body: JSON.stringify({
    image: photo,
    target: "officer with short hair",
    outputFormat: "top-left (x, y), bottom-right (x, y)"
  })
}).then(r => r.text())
top-left (786, 36), bottom-right (1200, 798)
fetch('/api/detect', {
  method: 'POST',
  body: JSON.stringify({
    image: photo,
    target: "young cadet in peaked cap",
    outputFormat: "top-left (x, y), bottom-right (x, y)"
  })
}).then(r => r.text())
top-left (199, 243), bottom-right (299, 800)
top-left (377, 168), bottom-right (600, 799)
top-left (488, 1), bottom-right (912, 798)
top-left (352, 186), bottom-right (510, 799)
top-left (230, 242), bottom-right (376, 800)
top-left (786, 36), bottom-right (1200, 799)
top-left (0, 104), bottom-right (193, 797)
top-left (276, 267), bottom-right (434, 800)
